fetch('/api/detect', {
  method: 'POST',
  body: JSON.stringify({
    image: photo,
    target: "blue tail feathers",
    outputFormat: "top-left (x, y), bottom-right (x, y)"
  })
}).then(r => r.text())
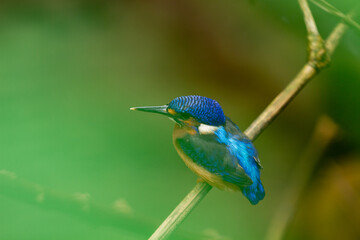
top-left (242, 181), bottom-right (265, 205)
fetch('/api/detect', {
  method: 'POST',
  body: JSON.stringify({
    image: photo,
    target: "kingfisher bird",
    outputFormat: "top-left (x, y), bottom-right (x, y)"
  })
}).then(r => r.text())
top-left (130, 95), bottom-right (265, 205)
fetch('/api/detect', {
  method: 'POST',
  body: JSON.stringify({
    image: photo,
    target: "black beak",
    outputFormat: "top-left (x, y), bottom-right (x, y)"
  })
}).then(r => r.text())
top-left (130, 105), bottom-right (170, 117)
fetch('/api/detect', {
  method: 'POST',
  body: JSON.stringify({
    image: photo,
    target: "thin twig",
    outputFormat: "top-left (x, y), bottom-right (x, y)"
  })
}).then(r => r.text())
top-left (310, 0), bottom-right (360, 32)
top-left (149, 182), bottom-right (212, 240)
top-left (299, 0), bottom-right (320, 37)
top-left (326, 22), bottom-right (349, 55)
top-left (148, 2), bottom-right (352, 239)
top-left (298, 0), bottom-right (330, 70)
top-left (245, 64), bottom-right (315, 140)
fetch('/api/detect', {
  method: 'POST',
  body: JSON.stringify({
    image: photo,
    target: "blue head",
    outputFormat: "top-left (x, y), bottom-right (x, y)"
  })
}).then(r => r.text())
top-left (131, 95), bottom-right (226, 127)
top-left (168, 96), bottom-right (226, 126)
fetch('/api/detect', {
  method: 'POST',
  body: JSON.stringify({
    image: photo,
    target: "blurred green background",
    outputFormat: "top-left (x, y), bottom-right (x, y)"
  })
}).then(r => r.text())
top-left (0, 0), bottom-right (359, 239)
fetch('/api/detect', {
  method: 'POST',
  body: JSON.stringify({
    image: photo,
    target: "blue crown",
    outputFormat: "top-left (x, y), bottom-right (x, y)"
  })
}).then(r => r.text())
top-left (168, 95), bottom-right (226, 126)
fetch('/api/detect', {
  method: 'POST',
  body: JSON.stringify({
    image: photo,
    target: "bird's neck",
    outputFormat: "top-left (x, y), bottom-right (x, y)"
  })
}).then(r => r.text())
top-left (173, 123), bottom-right (197, 139)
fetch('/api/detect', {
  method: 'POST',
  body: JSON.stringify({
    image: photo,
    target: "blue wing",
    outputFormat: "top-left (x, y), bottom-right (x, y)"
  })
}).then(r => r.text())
top-left (223, 117), bottom-right (262, 169)
top-left (221, 117), bottom-right (265, 204)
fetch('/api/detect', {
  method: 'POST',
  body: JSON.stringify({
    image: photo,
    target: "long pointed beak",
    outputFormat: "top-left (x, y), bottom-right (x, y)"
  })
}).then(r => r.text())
top-left (130, 105), bottom-right (169, 116)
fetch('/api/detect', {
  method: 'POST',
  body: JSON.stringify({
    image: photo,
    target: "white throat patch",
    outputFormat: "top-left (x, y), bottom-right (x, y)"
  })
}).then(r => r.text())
top-left (198, 124), bottom-right (219, 135)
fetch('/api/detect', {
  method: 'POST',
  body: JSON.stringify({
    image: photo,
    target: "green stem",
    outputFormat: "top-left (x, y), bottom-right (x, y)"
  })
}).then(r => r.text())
top-left (310, 0), bottom-right (360, 32)
top-left (244, 64), bottom-right (315, 140)
top-left (299, 0), bottom-right (320, 36)
top-left (148, 182), bottom-right (212, 240)
top-left (298, 0), bottom-right (330, 70)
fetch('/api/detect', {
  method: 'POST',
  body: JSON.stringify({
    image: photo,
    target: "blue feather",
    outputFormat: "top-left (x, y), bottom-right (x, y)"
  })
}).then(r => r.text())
top-left (215, 125), bottom-right (265, 205)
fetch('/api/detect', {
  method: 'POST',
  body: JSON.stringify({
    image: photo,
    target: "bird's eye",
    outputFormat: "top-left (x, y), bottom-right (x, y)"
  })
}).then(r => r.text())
top-left (167, 108), bottom-right (192, 120)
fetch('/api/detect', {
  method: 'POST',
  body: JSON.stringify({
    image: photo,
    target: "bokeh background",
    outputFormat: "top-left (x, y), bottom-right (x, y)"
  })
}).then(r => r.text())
top-left (1, 0), bottom-right (360, 239)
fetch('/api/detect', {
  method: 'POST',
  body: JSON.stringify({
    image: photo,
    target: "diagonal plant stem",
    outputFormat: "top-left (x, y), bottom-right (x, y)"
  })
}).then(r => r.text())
top-left (310, 0), bottom-right (360, 32)
top-left (298, 0), bottom-right (329, 70)
top-left (148, 2), bottom-right (352, 239)
top-left (299, 0), bottom-right (320, 37)
top-left (148, 182), bottom-right (212, 240)
top-left (246, 0), bottom-right (328, 141)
